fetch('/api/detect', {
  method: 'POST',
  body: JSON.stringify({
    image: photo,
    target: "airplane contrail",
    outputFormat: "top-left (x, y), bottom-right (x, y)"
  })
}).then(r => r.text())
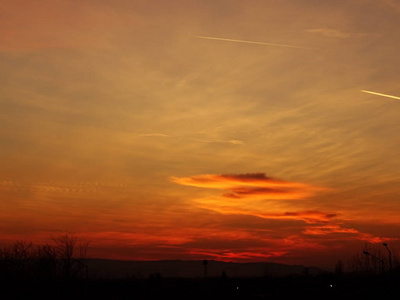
top-left (195, 36), bottom-right (313, 50)
top-left (361, 90), bottom-right (400, 101)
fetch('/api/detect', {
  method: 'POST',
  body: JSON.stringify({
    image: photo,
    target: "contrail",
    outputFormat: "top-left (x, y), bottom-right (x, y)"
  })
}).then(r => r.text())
top-left (195, 36), bottom-right (313, 50)
top-left (361, 90), bottom-right (400, 101)
top-left (137, 133), bottom-right (170, 137)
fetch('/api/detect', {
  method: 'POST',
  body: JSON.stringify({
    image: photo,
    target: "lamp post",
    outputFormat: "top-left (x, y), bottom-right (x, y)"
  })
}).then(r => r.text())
top-left (363, 251), bottom-right (385, 272)
top-left (383, 243), bottom-right (392, 270)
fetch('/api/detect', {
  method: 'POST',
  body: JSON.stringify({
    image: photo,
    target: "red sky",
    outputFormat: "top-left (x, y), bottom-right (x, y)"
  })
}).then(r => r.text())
top-left (1, 0), bottom-right (400, 269)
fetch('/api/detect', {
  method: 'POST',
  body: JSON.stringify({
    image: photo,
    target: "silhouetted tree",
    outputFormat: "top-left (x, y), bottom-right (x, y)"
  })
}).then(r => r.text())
top-left (52, 233), bottom-right (88, 280)
top-left (0, 240), bottom-right (34, 279)
top-left (35, 243), bottom-right (57, 279)
top-left (0, 235), bottom-right (89, 281)
top-left (335, 260), bottom-right (344, 277)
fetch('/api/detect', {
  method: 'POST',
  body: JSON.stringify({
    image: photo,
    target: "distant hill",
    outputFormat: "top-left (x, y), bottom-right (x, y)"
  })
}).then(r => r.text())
top-left (84, 259), bottom-right (326, 279)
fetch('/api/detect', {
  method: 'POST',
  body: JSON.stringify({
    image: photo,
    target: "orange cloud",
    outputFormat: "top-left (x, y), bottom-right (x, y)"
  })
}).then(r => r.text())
top-left (302, 225), bottom-right (359, 235)
top-left (264, 211), bottom-right (337, 224)
top-left (356, 233), bottom-right (397, 244)
top-left (172, 173), bottom-right (394, 246)
top-left (302, 225), bottom-right (396, 245)
top-left (194, 202), bottom-right (337, 225)
top-left (188, 249), bottom-right (287, 261)
top-left (171, 173), bottom-right (327, 200)
top-left (172, 173), bottom-right (332, 226)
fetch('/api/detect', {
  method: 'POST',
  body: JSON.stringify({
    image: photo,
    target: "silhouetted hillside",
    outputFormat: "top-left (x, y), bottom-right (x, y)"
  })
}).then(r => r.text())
top-left (2, 238), bottom-right (400, 299)
top-left (84, 259), bottom-right (325, 279)
top-left (2, 258), bottom-right (400, 299)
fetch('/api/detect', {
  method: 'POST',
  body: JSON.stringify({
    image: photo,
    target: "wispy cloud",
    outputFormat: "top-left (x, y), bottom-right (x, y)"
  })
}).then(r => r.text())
top-left (381, 0), bottom-right (400, 14)
top-left (302, 224), bottom-right (359, 235)
top-left (137, 133), bottom-right (171, 138)
top-left (305, 28), bottom-right (353, 38)
top-left (136, 134), bottom-right (243, 145)
top-left (187, 249), bottom-right (287, 261)
top-left (190, 138), bottom-right (244, 145)
top-left (302, 225), bottom-right (395, 243)
top-left (194, 203), bottom-right (338, 224)
top-left (0, 181), bottom-right (126, 195)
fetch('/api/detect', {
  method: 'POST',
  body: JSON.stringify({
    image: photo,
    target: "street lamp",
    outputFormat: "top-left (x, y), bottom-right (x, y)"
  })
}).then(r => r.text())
top-left (363, 251), bottom-right (385, 272)
top-left (383, 243), bottom-right (392, 270)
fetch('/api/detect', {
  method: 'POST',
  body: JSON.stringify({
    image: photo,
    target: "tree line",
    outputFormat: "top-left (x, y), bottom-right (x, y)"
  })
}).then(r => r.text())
top-left (1, 234), bottom-right (399, 281)
top-left (0, 233), bottom-right (88, 281)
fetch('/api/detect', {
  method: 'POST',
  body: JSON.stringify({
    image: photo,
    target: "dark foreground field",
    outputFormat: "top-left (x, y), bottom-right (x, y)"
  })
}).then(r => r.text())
top-left (2, 273), bottom-right (400, 300)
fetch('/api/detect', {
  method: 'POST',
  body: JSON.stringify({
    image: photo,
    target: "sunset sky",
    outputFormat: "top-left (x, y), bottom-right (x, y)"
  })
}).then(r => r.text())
top-left (1, 0), bottom-right (400, 268)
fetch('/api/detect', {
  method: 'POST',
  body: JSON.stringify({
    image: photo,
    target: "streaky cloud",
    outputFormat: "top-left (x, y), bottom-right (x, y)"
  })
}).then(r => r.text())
top-left (305, 28), bottom-right (355, 38)
top-left (188, 249), bottom-right (287, 261)
top-left (0, 181), bottom-right (126, 194)
top-left (228, 139), bottom-right (244, 145)
top-left (191, 138), bottom-right (244, 145)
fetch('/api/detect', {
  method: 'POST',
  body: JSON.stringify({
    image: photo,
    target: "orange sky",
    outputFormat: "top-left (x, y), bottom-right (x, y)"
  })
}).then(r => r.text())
top-left (1, 0), bottom-right (400, 268)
